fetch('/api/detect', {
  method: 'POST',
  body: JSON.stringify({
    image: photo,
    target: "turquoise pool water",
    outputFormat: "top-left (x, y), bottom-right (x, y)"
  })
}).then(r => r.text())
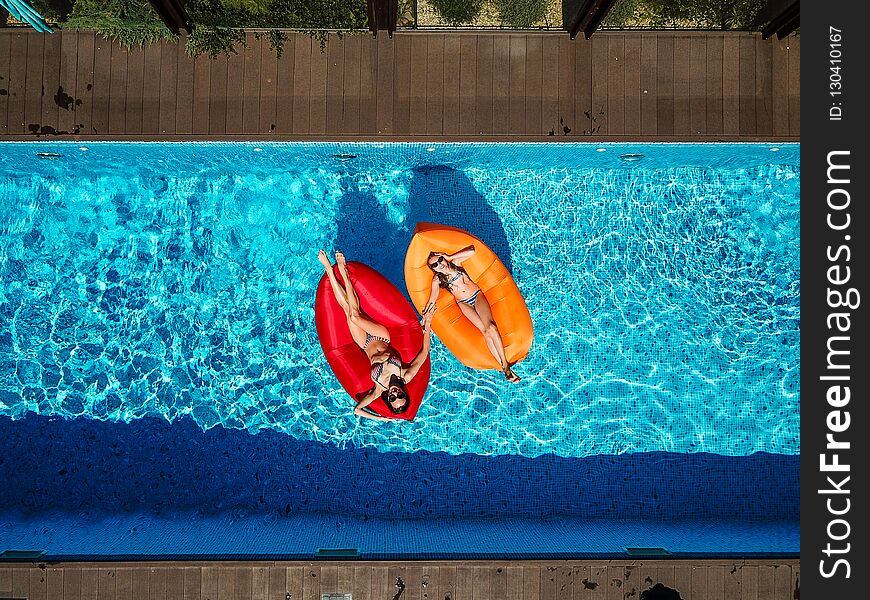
top-left (0, 142), bottom-right (800, 459)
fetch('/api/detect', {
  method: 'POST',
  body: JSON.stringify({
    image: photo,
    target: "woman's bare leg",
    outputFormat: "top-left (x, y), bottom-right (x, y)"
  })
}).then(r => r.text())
top-left (318, 249), bottom-right (350, 312)
top-left (474, 294), bottom-right (520, 382)
top-left (334, 251), bottom-right (391, 340)
top-left (457, 300), bottom-right (506, 370)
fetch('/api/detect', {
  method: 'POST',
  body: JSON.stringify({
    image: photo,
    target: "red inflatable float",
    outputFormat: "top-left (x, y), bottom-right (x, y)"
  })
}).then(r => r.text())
top-left (314, 261), bottom-right (431, 420)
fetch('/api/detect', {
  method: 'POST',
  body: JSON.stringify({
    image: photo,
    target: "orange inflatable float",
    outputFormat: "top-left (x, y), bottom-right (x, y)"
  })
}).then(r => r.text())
top-left (403, 222), bottom-right (533, 370)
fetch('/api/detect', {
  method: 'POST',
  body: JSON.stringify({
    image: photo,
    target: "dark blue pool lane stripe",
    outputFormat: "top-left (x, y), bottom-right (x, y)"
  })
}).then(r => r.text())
top-left (0, 413), bottom-right (798, 521)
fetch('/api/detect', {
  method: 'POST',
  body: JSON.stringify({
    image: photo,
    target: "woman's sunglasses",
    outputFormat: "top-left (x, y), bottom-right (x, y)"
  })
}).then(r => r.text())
top-left (429, 256), bottom-right (445, 268)
top-left (388, 390), bottom-right (407, 402)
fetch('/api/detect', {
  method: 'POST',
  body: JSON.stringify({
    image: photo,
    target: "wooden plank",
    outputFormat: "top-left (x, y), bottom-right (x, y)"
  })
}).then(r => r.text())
top-left (787, 35), bottom-right (799, 135)
top-left (142, 41), bottom-right (161, 133)
top-left (131, 568), bottom-right (147, 600)
top-left (274, 35), bottom-right (295, 133)
top-left (0, 33), bottom-right (9, 134)
top-left (472, 566), bottom-right (490, 600)
top-left (705, 33), bottom-right (724, 135)
top-left (724, 565), bottom-right (742, 600)
top-left (491, 35), bottom-right (509, 135)
top-left (201, 566), bottom-right (219, 600)
top-left (522, 566), bottom-right (540, 600)
top-left (267, 567), bottom-right (286, 600)
top-left (24, 32), bottom-right (44, 133)
top-left (392, 33), bottom-right (411, 134)
top-left (226, 45), bottom-right (244, 134)
top-left (459, 35), bottom-right (478, 135)
top-left (442, 34), bottom-right (461, 135)
top-left (115, 568), bottom-right (132, 600)
top-left (233, 566), bottom-right (251, 600)
top-left (408, 34), bottom-right (427, 134)
top-left (623, 34), bottom-right (641, 136)
top-left (337, 564), bottom-right (354, 596)
top-left (209, 54), bottom-right (229, 134)
top-left (622, 565), bottom-right (640, 600)
top-left (491, 566), bottom-right (507, 600)
top-left (758, 566), bottom-right (775, 600)
top-left (539, 566), bottom-right (555, 600)
top-left (259, 37), bottom-right (278, 134)
top-left (604, 566), bottom-right (621, 600)
top-left (29, 568), bottom-right (46, 600)
top-left (774, 565), bottom-right (792, 600)
top-left (674, 566), bottom-right (692, 600)
top-left (572, 39), bottom-right (594, 135)
top-left (63, 567), bottom-right (82, 600)
top-left (557, 36), bottom-right (574, 135)
top-left (606, 34), bottom-right (625, 135)
top-left (97, 568), bottom-right (117, 600)
top-left (293, 33), bottom-right (320, 135)
top-left (572, 566), bottom-right (590, 600)
top-left (738, 35), bottom-right (756, 135)
top-left (208, 54), bottom-right (229, 135)
top-left (6, 32), bottom-right (28, 133)
top-left (742, 566), bottom-right (758, 600)
top-left (73, 32), bottom-right (95, 135)
top-left (689, 34), bottom-right (706, 135)
top-left (149, 568), bottom-right (167, 600)
top-left (454, 565), bottom-right (473, 600)
top-left (56, 31), bottom-right (78, 133)
top-left (421, 566), bottom-right (438, 600)
top-left (167, 567), bottom-right (184, 600)
top-left (555, 566), bottom-right (572, 600)
top-left (107, 40), bottom-right (127, 134)
top-left (525, 35), bottom-right (543, 135)
top-left (158, 39), bottom-right (178, 134)
top-left (326, 36), bottom-right (348, 134)
top-left (175, 42), bottom-right (194, 134)
top-left (405, 566), bottom-right (424, 600)
top-left (0, 569), bottom-right (12, 597)
top-left (640, 33), bottom-right (657, 135)
top-left (771, 37), bottom-right (789, 136)
top-left (656, 564), bottom-right (675, 590)
top-left (437, 565), bottom-right (456, 600)
top-left (242, 32), bottom-right (262, 134)
top-left (371, 567), bottom-right (390, 600)
top-left (755, 35), bottom-right (773, 136)
top-left (124, 44), bottom-right (145, 134)
top-left (183, 567), bottom-right (201, 600)
top-left (374, 34), bottom-right (393, 133)
top-left (508, 35), bottom-right (526, 134)
top-left (320, 566), bottom-right (338, 597)
top-left (342, 33), bottom-right (361, 134)
top-left (80, 568), bottom-right (98, 600)
top-left (590, 35), bottom-right (608, 135)
top-left (543, 35), bottom-right (563, 134)
top-left (354, 566), bottom-right (372, 600)
top-left (426, 35), bottom-right (445, 134)
top-left (792, 563), bottom-right (800, 600)
top-left (722, 35), bottom-right (740, 135)
top-left (309, 36), bottom-right (328, 133)
top-left (655, 35), bottom-right (674, 135)
top-left (672, 34), bottom-right (690, 136)
top-left (191, 53), bottom-right (211, 134)
top-left (285, 566), bottom-right (305, 600)
top-left (707, 565), bottom-right (724, 600)
top-left (471, 34), bottom-right (491, 135)
top-left (358, 36), bottom-right (376, 134)
top-left (691, 566), bottom-right (707, 600)
top-left (303, 565), bottom-right (321, 600)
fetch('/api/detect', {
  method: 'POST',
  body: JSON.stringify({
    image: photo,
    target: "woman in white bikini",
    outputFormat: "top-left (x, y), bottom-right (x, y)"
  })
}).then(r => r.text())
top-left (424, 245), bottom-right (521, 383)
top-left (318, 250), bottom-right (435, 421)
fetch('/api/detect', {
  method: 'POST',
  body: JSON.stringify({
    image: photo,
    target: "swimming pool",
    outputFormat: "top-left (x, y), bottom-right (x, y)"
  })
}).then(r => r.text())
top-left (0, 142), bottom-right (799, 557)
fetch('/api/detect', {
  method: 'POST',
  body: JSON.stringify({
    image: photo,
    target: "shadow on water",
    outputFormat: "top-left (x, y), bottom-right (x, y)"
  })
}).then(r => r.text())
top-left (335, 166), bottom-right (513, 298)
top-left (1, 414), bottom-right (799, 521)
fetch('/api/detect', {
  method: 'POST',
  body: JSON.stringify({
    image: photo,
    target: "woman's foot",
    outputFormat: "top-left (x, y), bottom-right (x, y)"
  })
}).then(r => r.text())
top-left (335, 250), bottom-right (347, 268)
top-left (504, 366), bottom-right (521, 383)
top-left (317, 249), bottom-right (332, 270)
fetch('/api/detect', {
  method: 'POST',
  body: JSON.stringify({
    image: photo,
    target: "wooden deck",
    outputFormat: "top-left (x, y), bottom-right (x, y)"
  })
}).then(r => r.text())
top-left (0, 29), bottom-right (799, 140)
top-left (0, 559), bottom-right (799, 600)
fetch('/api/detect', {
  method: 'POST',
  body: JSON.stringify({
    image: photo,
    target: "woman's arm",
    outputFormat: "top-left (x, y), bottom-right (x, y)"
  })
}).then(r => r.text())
top-left (403, 308), bottom-right (434, 382)
top-left (354, 388), bottom-right (393, 422)
top-left (446, 244), bottom-right (476, 264)
top-left (424, 277), bottom-right (440, 314)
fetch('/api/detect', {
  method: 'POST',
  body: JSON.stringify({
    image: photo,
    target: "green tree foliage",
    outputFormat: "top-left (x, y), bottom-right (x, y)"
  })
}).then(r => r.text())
top-left (493, 0), bottom-right (547, 28)
top-left (63, 0), bottom-right (175, 47)
top-left (430, 0), bottom-right (484, 25)
top-left (603, 0), bottom-right (765, 29)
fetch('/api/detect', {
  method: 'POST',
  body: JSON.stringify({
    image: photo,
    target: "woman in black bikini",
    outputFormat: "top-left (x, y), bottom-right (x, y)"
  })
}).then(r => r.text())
top-left (318, 250), bottom-right (435, 421)
top-left (424, 246), bottom-right (521, 383)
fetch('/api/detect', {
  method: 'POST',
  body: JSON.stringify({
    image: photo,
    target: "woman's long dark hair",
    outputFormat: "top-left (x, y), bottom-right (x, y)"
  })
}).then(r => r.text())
top-left (427, 251), bottom-right (468, 289)
top-left (380, 376), bottom-right (410, 414)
